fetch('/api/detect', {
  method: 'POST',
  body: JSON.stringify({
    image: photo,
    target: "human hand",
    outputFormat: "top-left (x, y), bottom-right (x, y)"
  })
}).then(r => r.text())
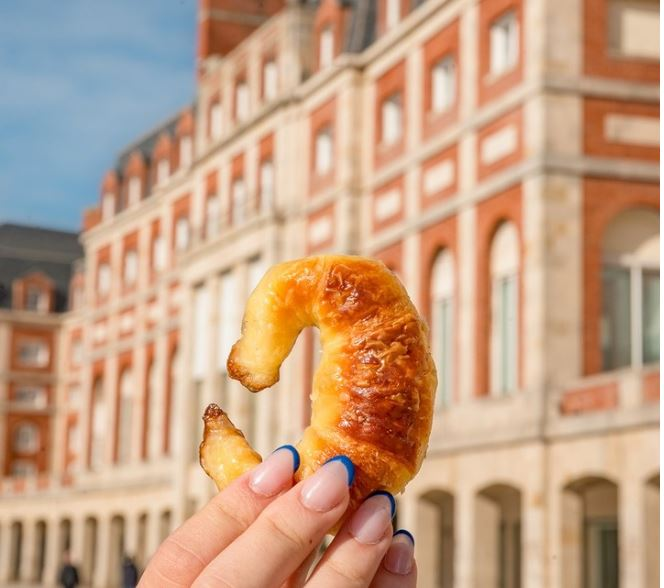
top-left (139, 446), bottom-right (417, 587)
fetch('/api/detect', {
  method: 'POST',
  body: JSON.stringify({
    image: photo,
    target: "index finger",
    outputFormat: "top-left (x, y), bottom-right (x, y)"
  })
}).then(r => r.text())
top-left (139, 446), bottom-right (299, 588)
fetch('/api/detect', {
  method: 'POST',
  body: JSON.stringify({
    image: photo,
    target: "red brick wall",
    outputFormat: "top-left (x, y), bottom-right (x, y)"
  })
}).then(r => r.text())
top-left (583, 0), bottom-right (659, 82)
top-left (560, 381), bottom-right (619, 414)
top-left (584, 98), bottom-right (660, 161)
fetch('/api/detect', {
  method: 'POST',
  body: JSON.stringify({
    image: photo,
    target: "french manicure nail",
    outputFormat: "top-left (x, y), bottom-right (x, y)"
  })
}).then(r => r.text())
top-left (349, 491), bottom-right (395, 544)
top-left (249, 445), bottom-right (299, 497)
top-left (384, 530), bottom-right (415, 575)
top-left (300, 456), bottom-right (354, 512)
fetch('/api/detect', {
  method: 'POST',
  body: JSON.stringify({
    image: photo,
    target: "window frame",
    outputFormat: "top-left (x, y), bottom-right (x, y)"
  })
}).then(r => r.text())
top-left (431, 55), bottom-right (457, 114)
top-left (381, 93), bottom-right (403, 146)
top-left (489, 10), bottom-right (519, 77)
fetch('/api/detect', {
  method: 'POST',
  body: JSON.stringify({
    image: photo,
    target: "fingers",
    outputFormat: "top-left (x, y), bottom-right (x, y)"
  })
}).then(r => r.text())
top-left (306, 491), bottom-right (395, 588)
top-left (370, 530), bottom-right (417, 588)
top-left (139, 445), bottom-right (298, 588)
top-left (192, 456), bottom-right (354, 588)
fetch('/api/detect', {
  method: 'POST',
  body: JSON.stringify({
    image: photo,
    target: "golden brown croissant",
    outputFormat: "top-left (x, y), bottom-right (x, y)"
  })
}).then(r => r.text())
top-left (199, 255), bottom-right (436, 516)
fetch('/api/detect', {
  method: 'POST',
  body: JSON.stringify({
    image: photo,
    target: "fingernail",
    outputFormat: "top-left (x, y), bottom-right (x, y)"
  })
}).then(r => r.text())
top-left (300, 456), bottom-right (354, 512)
top-left (384, 530), bottom-right (415, 575)
top-left (249, 445), bottom-right (299, 497)
top-left (349, 491), bottom-right (395, 544)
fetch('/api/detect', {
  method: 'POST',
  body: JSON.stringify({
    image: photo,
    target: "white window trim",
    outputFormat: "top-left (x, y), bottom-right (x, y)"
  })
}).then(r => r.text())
top-left (259, 160), bottom-right (275, 213)
top-left (315, 128), bottom-right (333, 176)
top-left (180, 135), bottom-right (193, 168)
top-left (489, 11), bottom-right (519, 78)
top-left (232, 178), bottom-right (248, 225)
top-left (432, 55), bottom-right (456, 114)
top-left (123, 250), bottom-right (138, 287)
top-left (174, 217), bottom-right (190, 252)
top-left (381, 94), bottom-right (403, 146)
top-left (206, 195), bottom-right (221, 238)
top-left (263, 60), bottom-right (278, 101)
top-left (210, 103), bottom-right (223, 140)
top-left (235, 82), bottom-right (250, 122)
top-left (319, 27), bottom-right (335, 68)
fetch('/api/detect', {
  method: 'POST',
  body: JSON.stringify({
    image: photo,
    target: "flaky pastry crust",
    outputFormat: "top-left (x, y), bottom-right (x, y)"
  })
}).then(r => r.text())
top-left (200, 255), bottom-right (437, 519)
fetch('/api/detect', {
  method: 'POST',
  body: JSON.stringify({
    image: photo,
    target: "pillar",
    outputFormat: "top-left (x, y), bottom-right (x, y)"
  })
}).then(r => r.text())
top-left (454, 488), bottom-right (474, 588)
top-left (619, 477), bottom-right (645, 587)
top-left (42, 519), bottom-right (61, 588)
top-left (93, 516), bottom-right (111, 588)
top-left (125, 513), bottom-right (139, 559)
top-left (523, 486), bottom-right (546, 588)
top-left (0, 520), bottom-right (13, 583)
top-left (146, 510), bottom-right (163, 565)
top-left (19, 519), bottom-right (36, 582)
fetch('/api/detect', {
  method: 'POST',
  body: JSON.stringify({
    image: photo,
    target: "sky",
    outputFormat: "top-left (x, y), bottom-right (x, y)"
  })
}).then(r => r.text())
top-left (0, 1), bottom-right (196, 231)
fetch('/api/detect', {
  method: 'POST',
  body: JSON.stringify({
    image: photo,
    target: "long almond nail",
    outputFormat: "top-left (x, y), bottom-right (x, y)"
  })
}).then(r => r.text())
top-left (349, 491), bottom-right (395, 544)
top-left (249, 445), bottom-right (299, 497)
top-left (299, 456), bottom-right (354, 512)
top-left (384, 530), bottom-right (414, 575)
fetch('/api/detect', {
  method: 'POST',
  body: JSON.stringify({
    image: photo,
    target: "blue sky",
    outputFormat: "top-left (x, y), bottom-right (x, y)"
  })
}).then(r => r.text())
top-left (0, 1), bottom-right (196, 231)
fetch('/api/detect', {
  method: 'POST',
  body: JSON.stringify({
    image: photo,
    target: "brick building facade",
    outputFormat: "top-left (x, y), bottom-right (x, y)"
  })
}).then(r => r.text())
top-left (0, 0), bottom-right (659, 586)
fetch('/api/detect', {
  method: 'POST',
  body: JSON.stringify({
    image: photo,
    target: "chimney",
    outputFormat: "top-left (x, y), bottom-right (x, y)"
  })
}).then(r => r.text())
top-left (197, 0), bottom-right (287, 62)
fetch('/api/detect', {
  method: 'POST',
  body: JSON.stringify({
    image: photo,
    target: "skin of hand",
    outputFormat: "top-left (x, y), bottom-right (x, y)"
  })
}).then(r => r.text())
top-left (139, 446), bottom-right (417, 588)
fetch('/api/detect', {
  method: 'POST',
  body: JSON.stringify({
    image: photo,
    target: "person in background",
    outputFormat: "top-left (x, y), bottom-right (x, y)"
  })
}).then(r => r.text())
top-left (122, 554), bottom-right (139, 588)
top-left (58, 551), bottom-right (80, 588)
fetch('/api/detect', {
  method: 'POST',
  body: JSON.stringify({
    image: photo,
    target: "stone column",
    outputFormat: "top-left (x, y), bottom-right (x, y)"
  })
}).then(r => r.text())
top-left (619, 477), bottom-right (645, 588)
top-left (522, 485), bottom-right (546, 588)
top-left (93, 516), bottom-right (110, 588)
top-left (19, 519), bottom-right (36, 583)
top-left (146, 510), bottom-right (163, 565)
top-left (454, 487), bottom-right (474, 588)
top-left (69, 517), bottom-right (86, 579)
top-left (42, 519), bottom-right (61, 588)
top-left (124, 513), bottom-right (139, 559)
top-left (0, 520), bottom-right (14, 583)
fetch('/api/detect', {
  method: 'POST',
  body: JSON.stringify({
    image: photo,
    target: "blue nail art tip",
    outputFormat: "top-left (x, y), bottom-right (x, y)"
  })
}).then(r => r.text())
top-left (368, 490), bottom-right (396, 518)
top-left (324, 455), bottom-right (355, 486)
top-left (394, 529), bottom-right (415, 545)
top-left (274, 445), bottom-right (300, 472)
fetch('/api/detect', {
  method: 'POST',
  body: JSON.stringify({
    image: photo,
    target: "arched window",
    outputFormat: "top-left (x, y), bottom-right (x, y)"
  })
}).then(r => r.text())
top-left (489, 222), bottom-right (519, 396)
top-left (13, 422), bottom-right (39, 453)
top-left (431, 249), bottom-right (455, 409)
top-left (601, 208), bottom-right (659, 370)
top-left (116, 368), bottom-right (134, 464)
top-left (90, 378), bottom-right (105, 469)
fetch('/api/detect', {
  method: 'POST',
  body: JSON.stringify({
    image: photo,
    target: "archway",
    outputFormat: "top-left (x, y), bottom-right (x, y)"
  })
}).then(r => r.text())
top-left (561, 476), bottom-right (619, 588)
top-left (474, 483), bottom-right (522, 588)
top-left (417, 489), bottom-right (455, 588)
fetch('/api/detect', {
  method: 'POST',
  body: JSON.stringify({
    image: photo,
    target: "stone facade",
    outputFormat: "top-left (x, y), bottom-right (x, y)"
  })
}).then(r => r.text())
top-left (0, 0), bottom-right (659, 586)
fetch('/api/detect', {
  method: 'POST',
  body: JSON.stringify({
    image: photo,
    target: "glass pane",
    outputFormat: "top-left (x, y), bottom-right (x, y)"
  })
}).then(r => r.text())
top-left (601, 266), bottom-right (631, 370)
top-left (642, 269), bottom-right (659, 364)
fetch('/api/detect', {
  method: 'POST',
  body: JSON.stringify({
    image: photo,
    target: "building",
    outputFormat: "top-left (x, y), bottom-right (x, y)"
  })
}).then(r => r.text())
top-left (0, 0), bottom-right (659, 586)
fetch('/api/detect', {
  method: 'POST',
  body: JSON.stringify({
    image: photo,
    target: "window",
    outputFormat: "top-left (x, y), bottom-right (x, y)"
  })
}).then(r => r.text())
top-left (232, 178), bottom-right (247, 225)
top-left (11, 460), bottom-right (36, 477)
top-left (210, 102), bottom-right (222, 140)
top-left (91, 378), bottom-right (105, 469)
top-left (25, 286), bottom-right (47, 312)
top-left (123, 250), bottom-right (138, 287)
top-left (489, 222), bottom-right (519, 396)
top-left (314, 128), bottom-right (333, 175)
top-left (489, 11), bottom-right (519, 76)
top-left (432, 56), bottom-right (456, 113)
top-left (431, 250), bottom-right (455, 409)
top-left (14, 386), bottom-right (47, 408)
top-left (174, 217), bottom-right (190, 252)
top-left (263, 60), bottom-right (278, 100)
top-left (152, 236), bottom-right (166, 272)
top-left (381, 93), bottom-right (403, 145)
top-left (156, 159), bottom-right (170, 185)
top-left (102, 193), bottom-right (115, 221)
top-left (13, 423), bottom-right (39, 453)
top-left (235, 82), bottom-right (250, 122)
top-left (117, 368), bottom-right (133, 464)
top-left (179, 135), bottom-right (193, 168)
top-left (259, 160), bottom-right (274, 213)
top-left (18, 340), bottom-right (49, 368)
top-left (319, 27), bottom-right (334, 68)
top-left (386, 0), bottom-right (401, 30)
top-left (97, 263), bottom-right (111, 296)
top-left (601, 208), bottom-right (659, 370)
top-left (193, 286), bottom-right (210, 381)
top-left (127, 177), bottom-right (142, 206)
top-left (206, 195), bottom-right (221, 238)
top-left (608, 0), bottom-right (659, 59)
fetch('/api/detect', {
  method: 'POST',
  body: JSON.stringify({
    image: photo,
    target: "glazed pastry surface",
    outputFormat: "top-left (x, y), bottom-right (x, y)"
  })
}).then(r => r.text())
top-left (200, 255), bottom-right (437, 515)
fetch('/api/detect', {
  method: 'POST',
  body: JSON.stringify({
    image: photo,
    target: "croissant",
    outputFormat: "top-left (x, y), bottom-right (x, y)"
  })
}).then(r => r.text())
top-left (200, 255), bottom-right (436, 517)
